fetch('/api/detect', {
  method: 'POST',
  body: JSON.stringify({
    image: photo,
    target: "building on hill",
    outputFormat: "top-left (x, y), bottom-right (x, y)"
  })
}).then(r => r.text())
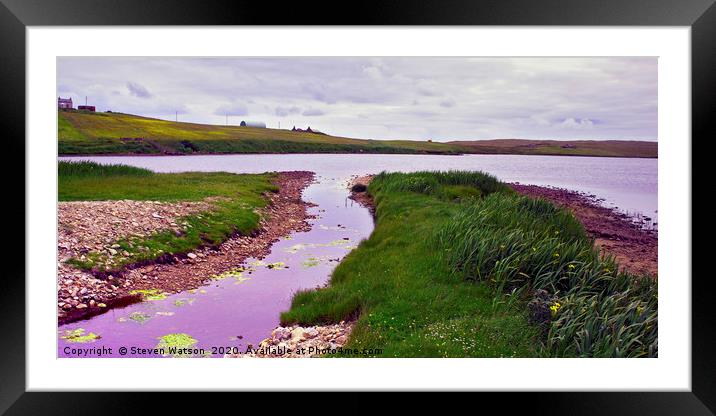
top-left (240, 120), bottom-right (266, 128)
top-left (292, 126), bottom-right (323, 134)
top-left (58, 97), bottom-right (73, 109)
top-left (78, 105), bottom-right (96, 112)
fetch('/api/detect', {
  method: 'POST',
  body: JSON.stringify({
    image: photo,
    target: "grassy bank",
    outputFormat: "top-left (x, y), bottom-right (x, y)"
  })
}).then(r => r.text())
top-left (59, 161), bottom-right (276, 274)
top-left (281, 171), bottom-right (657, 357)
top-left (58, 110), bottom-right (656, 157)
top-left (58, 110), bottom-right (462, 155)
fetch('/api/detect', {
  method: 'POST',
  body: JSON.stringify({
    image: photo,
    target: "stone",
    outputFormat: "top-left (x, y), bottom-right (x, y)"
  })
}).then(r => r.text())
top-left (76, 303), bottom-right (87, 309)
top-left (303, 327), bottom-right (319, 339)
top-left (290, 327), bottom-right (305, 340)
top-left (187, 253), bottom-right (198, 259)
top-left (272, 327), bottom-right (292, 341)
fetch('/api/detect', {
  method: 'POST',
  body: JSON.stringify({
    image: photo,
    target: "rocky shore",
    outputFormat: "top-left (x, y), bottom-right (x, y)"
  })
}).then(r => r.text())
top-left (228, 321), bottom-right (354, 358)
top-left (511, 183), bottom-right (657, 276)
top-left (58, 171), bottom-right (316, 324)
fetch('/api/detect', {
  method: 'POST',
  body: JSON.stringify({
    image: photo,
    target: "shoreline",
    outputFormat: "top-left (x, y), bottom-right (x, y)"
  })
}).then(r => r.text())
top-left (58, 171), bottom-right (316, 325)
top-left (58, 152), bottom-right (657, 159)
top-left (510, 183), bottom-right (657, 276)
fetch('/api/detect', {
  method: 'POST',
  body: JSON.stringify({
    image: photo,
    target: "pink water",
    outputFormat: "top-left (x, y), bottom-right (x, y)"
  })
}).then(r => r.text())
top-left (58, 174), bottom-right (374, 357)
top-left (57, 154), bottom-right (657, 357)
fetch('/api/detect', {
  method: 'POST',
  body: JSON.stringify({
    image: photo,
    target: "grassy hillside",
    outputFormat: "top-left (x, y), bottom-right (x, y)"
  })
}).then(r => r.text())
top-left (281, 171), bottom-right (657, 357)
top-left (452, 139), bottom-right (657, 158)
top-left (58, 110), bottom-right (657, 158)
top-left (58, 110), bottom-right (462, 155)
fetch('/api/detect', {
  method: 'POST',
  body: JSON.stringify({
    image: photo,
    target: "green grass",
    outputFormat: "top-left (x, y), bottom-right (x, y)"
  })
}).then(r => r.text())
top-left (281, 171), bottom-right (657, 357)
top-left (58, 110), bottom-right (462, 155)
top-left (59, 161), bottom-right (276, 274)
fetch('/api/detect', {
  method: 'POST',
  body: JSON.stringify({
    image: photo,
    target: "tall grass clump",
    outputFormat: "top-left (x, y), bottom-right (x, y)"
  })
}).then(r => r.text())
top-left (435, 191), bottom-right (657, 357)
top-left (59, 160), bottom-right (152, 177)
top-left (370, 170), bottom-right (508, 202)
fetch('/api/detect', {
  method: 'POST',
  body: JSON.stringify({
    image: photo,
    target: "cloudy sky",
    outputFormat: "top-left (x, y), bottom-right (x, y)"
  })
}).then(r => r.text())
top-left (57, 57), bottom-right (657, 142)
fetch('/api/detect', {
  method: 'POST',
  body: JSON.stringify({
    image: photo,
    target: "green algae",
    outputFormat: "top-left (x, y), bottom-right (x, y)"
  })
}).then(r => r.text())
top-left (156, 333), bottom-right (198, 357)
top-left (267, 261), bottom-right (286, 270)
top-left (129, 289), bottom-right (169, 301)
top-left (129, 311), bottom-right (152, 324)
top-left (173, 298), bottom-right (196, 307)
top-left (61, 328), bottom-right (100, 343)
top-left (210, 267), bottom-right (245, 280)
top-left (302, 257), bottom-right (321, 268)
top-left (286, 243), bottom-right (308, 253)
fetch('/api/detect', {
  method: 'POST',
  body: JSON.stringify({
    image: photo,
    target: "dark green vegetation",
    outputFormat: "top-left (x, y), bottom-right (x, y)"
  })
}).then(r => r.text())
top-left (60, 161), bottom-right (275, 274)
top-left (58, 111), bottom-right (461, 155)
top-left (282, 171), bottom-right (657, 357)
top-left (452, 139), bottom-right (657, 158)
top-left (58, 110), bottom-right (656, 158)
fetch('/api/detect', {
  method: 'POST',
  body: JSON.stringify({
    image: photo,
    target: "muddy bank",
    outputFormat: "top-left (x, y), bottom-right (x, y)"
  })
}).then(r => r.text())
top-left (511, 184), bottom-right (657, 276)
top-left (347, 174), bottom-right (375, 213)
top-left (227, 321), bottom-right (354, 358)
top-left (58, 171), bottom-right (316, 324)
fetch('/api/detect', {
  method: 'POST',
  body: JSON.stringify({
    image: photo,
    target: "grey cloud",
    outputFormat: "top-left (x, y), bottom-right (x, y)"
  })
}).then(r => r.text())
top-left (302, 108), bottom-right (325, 117)
top-left (275, 106), bottom-right (301, 117)
top-left (126, 81), bottom-right (152, 98)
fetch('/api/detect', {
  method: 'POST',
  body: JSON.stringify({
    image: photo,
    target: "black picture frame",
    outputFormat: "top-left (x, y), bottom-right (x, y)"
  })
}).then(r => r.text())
top-left (1, 0), bottom-right (711, 413)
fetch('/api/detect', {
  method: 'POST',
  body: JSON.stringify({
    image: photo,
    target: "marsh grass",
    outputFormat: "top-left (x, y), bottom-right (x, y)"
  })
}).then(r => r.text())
top-left (282, 170), bottom-right (657, 357)
top-left (59, 161), bottom-right (275, 274)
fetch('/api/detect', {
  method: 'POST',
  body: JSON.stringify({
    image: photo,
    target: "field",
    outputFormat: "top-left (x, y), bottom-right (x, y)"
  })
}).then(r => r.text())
top-left (59, 161), bottom-right (276, 274)
top-left (281, 171), bottom-right (658, 357)
top-left (58, 110), bottom-right (461, 155)
top-left (452, 139), bottom-right (657, 158)
top-left (58, 110), bottom-right (656, 157)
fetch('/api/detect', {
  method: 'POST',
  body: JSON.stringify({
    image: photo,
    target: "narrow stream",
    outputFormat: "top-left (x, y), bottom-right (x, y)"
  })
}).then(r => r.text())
top-left (58, 175), bottom-right (374, 357)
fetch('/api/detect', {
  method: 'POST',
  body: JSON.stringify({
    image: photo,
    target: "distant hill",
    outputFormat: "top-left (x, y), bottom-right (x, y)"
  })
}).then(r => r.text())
top-left (449, 139), bottom-right (657, 158)
top-left (58, 110), bottom-right (657, 158)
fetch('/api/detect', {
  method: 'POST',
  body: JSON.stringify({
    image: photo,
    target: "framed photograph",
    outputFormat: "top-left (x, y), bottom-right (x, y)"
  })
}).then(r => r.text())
top-left (2, 0), bottom-right (712, 412)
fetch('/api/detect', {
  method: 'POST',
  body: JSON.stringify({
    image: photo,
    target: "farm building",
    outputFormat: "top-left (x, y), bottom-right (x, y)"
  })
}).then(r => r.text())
top-left (78, 105), bottom-right (96, 112)
top-left (58, 97), bottom-right (73, 109)
top-left (291, 126), bottom-right (325, 135)
top-left (240, 120), bottom-right (266, 128)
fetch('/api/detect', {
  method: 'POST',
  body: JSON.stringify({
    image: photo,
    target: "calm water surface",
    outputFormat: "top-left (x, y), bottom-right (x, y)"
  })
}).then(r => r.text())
top-left (58, 154), bottom-right (656, 357)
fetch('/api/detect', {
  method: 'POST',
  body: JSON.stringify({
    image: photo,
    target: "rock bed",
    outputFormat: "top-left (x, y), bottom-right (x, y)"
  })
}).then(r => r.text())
top-left (228, 321), bottom-right (354, 358)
